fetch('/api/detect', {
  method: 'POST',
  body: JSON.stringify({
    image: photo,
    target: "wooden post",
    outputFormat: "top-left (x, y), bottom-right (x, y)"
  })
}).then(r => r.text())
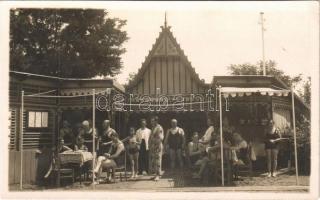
top-left (56, 110), bottom-right (61, 187)
top-left (219, 86), bottom-right (224, 186)
top-left (92, 89), bottom-right (96, 188)
top-left (20, 90), bottom-right (24, 190)
top-left (291, 87), bottom-right (299, 185)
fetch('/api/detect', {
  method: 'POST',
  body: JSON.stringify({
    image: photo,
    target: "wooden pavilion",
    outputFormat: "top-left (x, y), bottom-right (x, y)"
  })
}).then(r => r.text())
top-left (8, 19), bottom-right (310, 186)
top-left (9, 70), bottom-right (125, 185)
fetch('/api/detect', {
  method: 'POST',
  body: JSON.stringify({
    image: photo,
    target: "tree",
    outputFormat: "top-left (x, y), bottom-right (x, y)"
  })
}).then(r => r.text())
top-left (228, 60), bottom-right (302, 88)
top-left (302, 77), bottom-right (311, 106)
top-left (10, 9), bottom-right (128, 78)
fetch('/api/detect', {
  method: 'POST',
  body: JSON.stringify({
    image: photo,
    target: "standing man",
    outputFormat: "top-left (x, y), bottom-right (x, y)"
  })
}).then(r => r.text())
top-left (136, 118), bottom-right (151, 175)
top-left (81, 120), bottom-right (98, 153)
top-left (59, 120), bottom-right (74, 149)
top-left (99, 120), bottom-right (116, 155)
top-left (149, 116), bottom-right (164, 181)
top-left (164, 119), bottom-right (185, 169)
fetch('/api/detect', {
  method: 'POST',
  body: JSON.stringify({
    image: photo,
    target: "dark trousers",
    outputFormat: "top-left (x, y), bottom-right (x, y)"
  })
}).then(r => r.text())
top-left (138, 148), bottom-right (149, 174)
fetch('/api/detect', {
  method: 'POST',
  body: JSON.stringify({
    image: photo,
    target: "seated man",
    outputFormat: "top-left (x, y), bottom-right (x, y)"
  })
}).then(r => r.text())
top-left (229, 132), bottom-right (250, 180)
top-left (186, 132), bottom-right (205, 167)
top-left (74, 136), bottom-right (88, 152)
top-left (93, 132), bottom-right (124, 183)
top-left (58, 139), bottom-right (73, 153)
top-left (230, 132), bottom-right (248, 165)
top-left (192, 134), bottom-right (230, 179)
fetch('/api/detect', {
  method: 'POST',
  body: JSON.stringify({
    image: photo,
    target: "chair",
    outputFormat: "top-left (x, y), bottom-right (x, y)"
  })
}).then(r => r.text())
top-left (53, 162), bottom-right (75, 187)
top-left (232, 143), bottom-right (253, 180)
top-left (206, 147), bottom-right (233, 186)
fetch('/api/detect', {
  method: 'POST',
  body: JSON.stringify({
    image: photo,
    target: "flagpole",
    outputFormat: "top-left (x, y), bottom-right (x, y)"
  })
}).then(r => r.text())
top-left (260, 12), bottom-right (266, 76)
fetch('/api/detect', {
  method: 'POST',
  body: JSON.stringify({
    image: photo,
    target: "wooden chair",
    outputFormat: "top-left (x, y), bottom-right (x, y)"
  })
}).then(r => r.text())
top-left (232, 143), bottom-right (253, 180)
top-left (206, 147), bottom-right (233, 186)
top-left (53, 163), bottom-right (75, 187)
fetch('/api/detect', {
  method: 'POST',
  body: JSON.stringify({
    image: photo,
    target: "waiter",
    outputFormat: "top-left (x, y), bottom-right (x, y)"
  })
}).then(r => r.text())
top-left (200, 117), bottom-right (215, 148)
top-left (136, 118), bottom-right (151, 175)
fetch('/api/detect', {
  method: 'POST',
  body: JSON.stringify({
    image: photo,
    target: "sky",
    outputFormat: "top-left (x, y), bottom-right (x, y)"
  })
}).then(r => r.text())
top-left (0, 1), bottom-right (318, 85)
top-left (101, 1), bottom-right (319, 84)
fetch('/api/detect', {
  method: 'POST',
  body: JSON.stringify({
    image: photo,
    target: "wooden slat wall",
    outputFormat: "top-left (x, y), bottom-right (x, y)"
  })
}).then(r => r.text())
top-left (156, 58), bottom-right (162, 92)
top-left (130, 56), bottom-right (210, 96)
top-left (192, 78), bottom-right (198, 93)
top-left (186, 67), bottom-right (192, 93)
top-left (144, 70), bottom-right (149, 94)
top-left (180, 62), bottom-right (186, 94)
top-left (167, 58), bottom-right (174, 94)
top-left (174, 58), bottom-right (180, 94)
top-left (161, 58), bottom-right (168, 94)
top-left (138, 81), bottom-right (143, 94)
top-left (9, 150), bottom-right (52, 185)
top-left (150, 61), bottom-right (156, 95)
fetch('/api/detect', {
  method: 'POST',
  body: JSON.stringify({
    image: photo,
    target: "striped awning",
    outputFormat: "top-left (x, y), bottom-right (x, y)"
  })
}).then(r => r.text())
top-left (220, 87), bottom-right (290, 98)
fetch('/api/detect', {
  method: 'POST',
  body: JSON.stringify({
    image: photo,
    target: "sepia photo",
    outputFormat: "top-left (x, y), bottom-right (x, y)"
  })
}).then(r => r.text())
top-left (0, 1), bottom-right (319, 199)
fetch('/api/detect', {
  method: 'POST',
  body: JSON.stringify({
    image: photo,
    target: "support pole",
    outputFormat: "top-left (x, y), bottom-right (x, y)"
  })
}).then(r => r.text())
top-left (291, 87), bottom-right (299, 185)
top-left (219, 86), bottom-right (224, 186)
top-left (20, 90), bottom-right (24, 190)
top-left (92, 89), bottom-right (96, 188)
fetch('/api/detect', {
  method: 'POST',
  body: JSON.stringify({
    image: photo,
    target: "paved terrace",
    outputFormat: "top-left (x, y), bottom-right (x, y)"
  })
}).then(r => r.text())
top-left (10, 169), bottom-right (309, 192)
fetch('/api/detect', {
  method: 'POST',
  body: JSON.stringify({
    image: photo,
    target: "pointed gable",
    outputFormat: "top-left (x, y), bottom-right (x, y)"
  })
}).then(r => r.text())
top-left (127, 23), bottom-right (209, 95)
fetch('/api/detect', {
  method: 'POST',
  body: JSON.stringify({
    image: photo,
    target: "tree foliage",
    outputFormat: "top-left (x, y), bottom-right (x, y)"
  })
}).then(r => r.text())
top-left (227, 60), bottom-right (312, 106)
top-left (228, 60), bottom-right (302, 87)
top-left (10, 9), bottom-right (128, 78)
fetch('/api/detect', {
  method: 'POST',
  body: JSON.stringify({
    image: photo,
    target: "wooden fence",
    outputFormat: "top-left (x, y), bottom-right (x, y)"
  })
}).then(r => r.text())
top-left (9, 149), bottom-right (52, 185)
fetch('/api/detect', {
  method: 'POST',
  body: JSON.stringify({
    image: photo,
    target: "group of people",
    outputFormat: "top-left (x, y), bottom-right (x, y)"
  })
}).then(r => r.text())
top-left (58, 116), bottom-right (166, 182)
top-left (58, 116), bottom-right (283, 184)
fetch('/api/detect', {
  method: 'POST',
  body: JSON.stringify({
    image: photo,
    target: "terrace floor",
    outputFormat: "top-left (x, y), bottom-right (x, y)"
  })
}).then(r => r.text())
top-left (10, 169), bottom-right (309, 192)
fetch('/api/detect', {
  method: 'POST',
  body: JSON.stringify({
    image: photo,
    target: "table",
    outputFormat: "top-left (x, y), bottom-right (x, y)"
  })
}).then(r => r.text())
top-left (57, 151), bottom-right (94, 185)
top-left (59, 151), bottom-right (93, 166)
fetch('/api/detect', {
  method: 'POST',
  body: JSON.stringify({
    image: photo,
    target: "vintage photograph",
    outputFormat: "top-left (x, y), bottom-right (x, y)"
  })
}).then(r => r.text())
top-left (1, 1), bottom-right (319, 199)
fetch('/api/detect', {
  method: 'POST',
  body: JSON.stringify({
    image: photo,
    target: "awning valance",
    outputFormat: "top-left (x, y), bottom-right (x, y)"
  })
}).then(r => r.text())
top-left (60, 88), bottom-right (111, 96)
top-left (219, 87), bottom-right (290, 98)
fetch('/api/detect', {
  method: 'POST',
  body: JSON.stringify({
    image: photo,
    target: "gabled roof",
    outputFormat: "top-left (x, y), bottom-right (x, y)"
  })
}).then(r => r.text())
top-left (127, 23), bottom-right (207, 89)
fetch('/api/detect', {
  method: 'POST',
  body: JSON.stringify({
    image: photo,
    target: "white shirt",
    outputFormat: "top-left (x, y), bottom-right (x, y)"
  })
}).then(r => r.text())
top-left (136, 127), bottom-right (151, 150)
top-left (201, 126), bottom-right (214, 145)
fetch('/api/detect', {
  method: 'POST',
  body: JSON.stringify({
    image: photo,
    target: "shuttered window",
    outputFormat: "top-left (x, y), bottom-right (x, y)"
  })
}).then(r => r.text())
top-left (9, 108), bottom-right (17, 150)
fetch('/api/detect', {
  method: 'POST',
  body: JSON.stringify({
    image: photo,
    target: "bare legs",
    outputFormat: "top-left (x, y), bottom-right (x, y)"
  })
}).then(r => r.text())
top-left (266, 149), bottom-right (278, 177)
top-left (169, 149), bottom-right (183, 169)
top-left (94, 156), bottom-right (106, 173)
top-left (129, 153), bottom-right (139, 178)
